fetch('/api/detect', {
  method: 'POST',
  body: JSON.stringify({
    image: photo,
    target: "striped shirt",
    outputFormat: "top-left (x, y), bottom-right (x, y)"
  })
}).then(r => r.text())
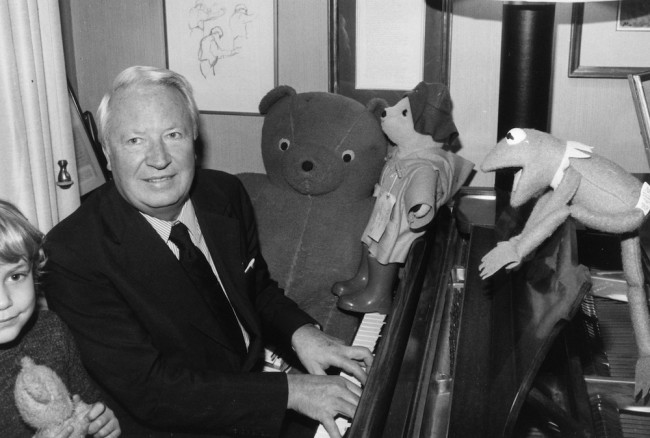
top-left (141, 200), bottom-right (250, 348)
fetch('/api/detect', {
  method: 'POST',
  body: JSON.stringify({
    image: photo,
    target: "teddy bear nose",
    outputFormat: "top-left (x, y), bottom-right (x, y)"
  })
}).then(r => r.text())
top-left (302, 161), bottom-right (314, 172)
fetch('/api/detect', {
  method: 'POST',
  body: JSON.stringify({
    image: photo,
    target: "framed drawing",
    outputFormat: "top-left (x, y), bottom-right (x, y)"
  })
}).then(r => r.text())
top-left (68, 84), bottom-right (107, 197)
top-left (164, 0), bottom-right (278, 114)
top-left (569, 1), bottom-right (650, 78)
top-left (628, 71), bottom-right (650, 169)
top-left (329, 0), bottom-right (452, 106)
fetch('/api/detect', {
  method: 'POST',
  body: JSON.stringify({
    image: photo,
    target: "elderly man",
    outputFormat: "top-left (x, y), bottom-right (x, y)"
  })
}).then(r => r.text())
top-left (43, 66), bottom-right (372, 438)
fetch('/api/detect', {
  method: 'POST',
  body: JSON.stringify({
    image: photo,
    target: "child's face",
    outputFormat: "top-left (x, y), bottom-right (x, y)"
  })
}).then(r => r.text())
top-left (0, 259), bottom-right (36, 344)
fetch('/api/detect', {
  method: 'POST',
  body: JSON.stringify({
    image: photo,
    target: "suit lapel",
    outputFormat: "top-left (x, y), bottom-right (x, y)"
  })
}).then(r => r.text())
top-left (102, 187), bottom-right (247, 357)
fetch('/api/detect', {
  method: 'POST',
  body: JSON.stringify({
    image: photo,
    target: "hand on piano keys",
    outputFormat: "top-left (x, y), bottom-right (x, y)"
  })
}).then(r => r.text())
top-left (313, 312), bottom-right (387, 438)
top-left (291, 322), bottom-right (375, 381)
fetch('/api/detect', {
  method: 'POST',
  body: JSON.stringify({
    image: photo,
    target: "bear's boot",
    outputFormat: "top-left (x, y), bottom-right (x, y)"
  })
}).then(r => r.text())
top-left (336, 255), bottom-right (398, 313)
top-left (331, 244), bottom-right (370, 297)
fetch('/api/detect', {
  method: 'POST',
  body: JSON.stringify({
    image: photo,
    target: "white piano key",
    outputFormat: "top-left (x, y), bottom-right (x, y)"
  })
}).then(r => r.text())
top-left (313, 312), bottom-right (386, 437)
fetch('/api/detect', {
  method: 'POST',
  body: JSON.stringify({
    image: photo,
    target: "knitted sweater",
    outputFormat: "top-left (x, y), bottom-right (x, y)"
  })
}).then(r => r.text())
top-left (0, 310), bottom-right (100, 437)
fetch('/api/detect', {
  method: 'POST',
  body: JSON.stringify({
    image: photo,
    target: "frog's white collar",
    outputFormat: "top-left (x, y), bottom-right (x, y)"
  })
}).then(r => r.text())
top-left (550, 141), bottom-right (593, 189)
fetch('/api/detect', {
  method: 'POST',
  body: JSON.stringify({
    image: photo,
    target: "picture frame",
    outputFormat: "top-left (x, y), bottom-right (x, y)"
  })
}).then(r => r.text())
top-left (67, 84), bottom-right (108, 197)
top-left (628, 71), bottom-right (650, 169)
top-left (164, 0), bottom-right (278, 115)
top-left (329, 0), bottom-right (452, 106)
top-left (569, 1), bottom-right (650, 79)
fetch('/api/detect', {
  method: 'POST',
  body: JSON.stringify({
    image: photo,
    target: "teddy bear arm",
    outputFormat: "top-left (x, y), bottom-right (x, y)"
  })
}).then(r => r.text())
top-left (404, 166), bottom-right (439, 229)
top-left (410, 203), bottom-right (432, 218)
top-left (34, 400), bottom-right (92, 438)
top-left (21, 372), bottom-right (53, 404)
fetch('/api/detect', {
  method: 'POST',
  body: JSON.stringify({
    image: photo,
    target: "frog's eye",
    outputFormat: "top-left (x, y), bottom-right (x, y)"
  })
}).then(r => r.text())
top-left (505, 128), bottom-right (526, 145)
top-left (342, 150), bottom-right (355, 163)
top-left (278, 138), bottom-right (290, 151)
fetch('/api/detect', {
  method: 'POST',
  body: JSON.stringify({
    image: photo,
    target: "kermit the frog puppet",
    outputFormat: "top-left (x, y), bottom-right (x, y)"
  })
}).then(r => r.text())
top-left (480, 128), bottom-right (650, 401)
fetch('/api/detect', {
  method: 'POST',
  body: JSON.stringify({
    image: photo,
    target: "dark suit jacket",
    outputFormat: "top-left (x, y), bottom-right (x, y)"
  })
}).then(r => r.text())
top-left (43, 169), bottom-right (317, 437)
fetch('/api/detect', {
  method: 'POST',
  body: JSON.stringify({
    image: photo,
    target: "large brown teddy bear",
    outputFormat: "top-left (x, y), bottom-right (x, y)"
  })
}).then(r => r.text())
top-left (238, 86), bottom-right (388, 342)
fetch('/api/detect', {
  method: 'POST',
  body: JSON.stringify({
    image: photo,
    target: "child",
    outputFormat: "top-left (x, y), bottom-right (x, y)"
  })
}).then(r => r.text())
top-left (0, 200), bottom-right (121, 437)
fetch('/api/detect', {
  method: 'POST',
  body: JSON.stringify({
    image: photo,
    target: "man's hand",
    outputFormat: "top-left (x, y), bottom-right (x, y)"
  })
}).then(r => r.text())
top-left (287, 373), bottom-right (361, 438)
top-left (291, 324), bottom-right (373, 384)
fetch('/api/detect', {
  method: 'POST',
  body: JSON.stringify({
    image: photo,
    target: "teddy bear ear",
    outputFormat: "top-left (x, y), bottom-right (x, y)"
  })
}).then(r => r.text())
top-left (259, 85), bottom-right (297, 115)
top-left (366, 97), bottom-right (389, 121)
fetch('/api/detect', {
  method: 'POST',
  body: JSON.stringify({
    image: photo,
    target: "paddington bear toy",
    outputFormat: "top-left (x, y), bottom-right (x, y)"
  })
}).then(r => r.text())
top-left (333, 82), bottom-right (474, 314)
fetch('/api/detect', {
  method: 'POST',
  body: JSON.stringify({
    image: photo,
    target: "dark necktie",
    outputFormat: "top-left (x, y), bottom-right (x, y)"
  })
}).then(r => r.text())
top-left (169, 222), bottom-right (246, 355)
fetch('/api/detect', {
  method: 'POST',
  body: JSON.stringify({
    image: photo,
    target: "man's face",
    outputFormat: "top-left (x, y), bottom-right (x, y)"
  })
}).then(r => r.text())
top-left (0, 260), bottom-right (36, 345)
top-left (103, 84), bottom-right (196, 221)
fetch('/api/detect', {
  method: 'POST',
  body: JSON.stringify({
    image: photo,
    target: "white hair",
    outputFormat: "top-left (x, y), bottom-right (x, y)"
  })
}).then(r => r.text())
top-left (96, 66), bottom-right (200, 146)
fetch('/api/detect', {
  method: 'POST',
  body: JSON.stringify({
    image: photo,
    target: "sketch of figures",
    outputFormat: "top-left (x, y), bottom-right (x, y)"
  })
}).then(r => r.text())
top-left (198, 27), bottom-right (236, 78)
top-left (165, 0), bottom-right (275, 113)
top-left (231, 4), bottom-right (254, 48)
top-left (187, 1), bottom-right (255, 78)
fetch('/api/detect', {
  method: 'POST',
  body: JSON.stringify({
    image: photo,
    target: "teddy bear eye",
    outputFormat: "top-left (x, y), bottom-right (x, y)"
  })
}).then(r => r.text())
top-left (342, 150), bottom-right (355, 163)
top-left (278, 138), bottom-right (290, 151)
top-left (402, 109), bottom-right (408, 117)
top-left (505, 128), bottom-right (526, 145)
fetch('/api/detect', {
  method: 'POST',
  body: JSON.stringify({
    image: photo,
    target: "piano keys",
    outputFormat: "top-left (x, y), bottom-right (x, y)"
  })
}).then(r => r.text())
top-left (313, 312), bottom-right (386, 438)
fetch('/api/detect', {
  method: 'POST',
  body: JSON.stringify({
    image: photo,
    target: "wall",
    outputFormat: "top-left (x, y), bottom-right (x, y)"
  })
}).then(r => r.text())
top-left (551, 4), bottom-right (649, 175)
top-left (61, 0), bottom-right (650, 186)
top-left (60, 0), bottom-right (328, 175)
top-left (449, 0), bottom-right (502, 188)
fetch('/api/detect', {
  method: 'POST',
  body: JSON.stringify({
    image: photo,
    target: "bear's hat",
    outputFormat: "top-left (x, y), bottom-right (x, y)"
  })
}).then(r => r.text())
top-left (406, 81), bottom-right (458, 146)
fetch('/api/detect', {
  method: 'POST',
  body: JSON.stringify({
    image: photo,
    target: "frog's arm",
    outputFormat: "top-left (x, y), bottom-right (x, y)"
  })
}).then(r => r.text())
top-left (479, 168), bottom-right (580, 279)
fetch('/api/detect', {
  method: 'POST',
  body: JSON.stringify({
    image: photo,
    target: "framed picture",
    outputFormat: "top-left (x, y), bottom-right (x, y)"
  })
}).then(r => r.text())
top-left (164, 0), bottom-right (278, 114)
top-left (329, 0), bottom-right (452, 106)
top-left (68, 84), bottom-right (108, 197)
top-left (628, 71), bottom-right (650, 169)
top-left (569, 1), bottom-right (650, 78)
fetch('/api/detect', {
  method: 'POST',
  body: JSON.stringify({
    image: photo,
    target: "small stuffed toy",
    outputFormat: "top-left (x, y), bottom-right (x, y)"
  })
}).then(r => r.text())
top-left (479, 128), bottom-right (650, 400)
top-left (333, 82), bottom-right (474, 313)
top-left (14, 356), bottom-right (92, 438)
top-left (238, 86), bottom-right (389, 342)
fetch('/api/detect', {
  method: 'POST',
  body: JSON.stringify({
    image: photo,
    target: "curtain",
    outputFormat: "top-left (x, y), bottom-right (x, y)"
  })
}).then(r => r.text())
top-left (0, 0), bottom-right (79, 233)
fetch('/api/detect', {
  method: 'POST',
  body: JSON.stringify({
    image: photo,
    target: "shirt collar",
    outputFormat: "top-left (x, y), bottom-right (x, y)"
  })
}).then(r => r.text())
top-left (141, 200), bottom-right (201, 243)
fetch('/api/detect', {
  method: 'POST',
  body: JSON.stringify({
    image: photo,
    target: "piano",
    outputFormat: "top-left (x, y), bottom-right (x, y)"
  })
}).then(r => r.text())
top-left (303, 186), bottom-right (650, 438)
